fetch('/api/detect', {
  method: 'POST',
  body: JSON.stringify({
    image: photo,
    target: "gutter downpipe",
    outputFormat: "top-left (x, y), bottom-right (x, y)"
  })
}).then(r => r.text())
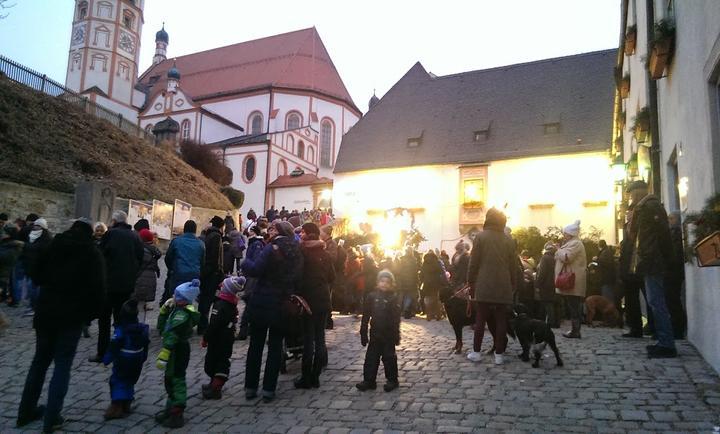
top-left (646, 0), bottom-right (663, 196)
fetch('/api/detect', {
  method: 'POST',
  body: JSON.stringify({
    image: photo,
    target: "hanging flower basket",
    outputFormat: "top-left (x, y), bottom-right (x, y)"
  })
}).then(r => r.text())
top-left (648, 19), bottom-right (675, 79)
top-left (624, 25), bottom-right (637, 55)
top-left (631, 107), bottom-right (650, 143)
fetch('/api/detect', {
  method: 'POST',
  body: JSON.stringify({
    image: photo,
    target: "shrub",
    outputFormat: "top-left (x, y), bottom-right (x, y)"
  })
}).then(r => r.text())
top-left (220, 186), bottom-right (244, 208)
top-left (179, 140), bottom-right (233, 186)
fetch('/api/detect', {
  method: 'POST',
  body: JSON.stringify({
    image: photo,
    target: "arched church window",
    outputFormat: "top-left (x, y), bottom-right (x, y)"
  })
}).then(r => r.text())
top-left (181, 120), bottom-right (191, 141)
top-left (249, 112), bottom-right (263, 135)
top-left (320, 119), bottom-right (334, 168)
top-left (96, 1), bottom-right (112, 18)
top-left (244, 156), bottom-right (257, 183)
top-left (278, 159), bottom-right (287, 176)
top-left (307, 146), bottom-right (315, 164)
top-left (286, 112), bottom-right (301, 130)
top-left (77, 2), bottom-right (88, 20)
top-left (94, 25), bottom-right (110, 47)
top-left (123, 11), bottom-right (135, 30)
top-left (297, 141), bottom-right (305, 159)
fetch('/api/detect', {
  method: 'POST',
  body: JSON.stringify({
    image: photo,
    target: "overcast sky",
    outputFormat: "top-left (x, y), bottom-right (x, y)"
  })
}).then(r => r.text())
top-left (0, 0), bottom-right (620, 112)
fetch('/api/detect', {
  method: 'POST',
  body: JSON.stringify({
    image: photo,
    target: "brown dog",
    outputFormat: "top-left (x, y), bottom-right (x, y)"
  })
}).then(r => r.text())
top-left (585, 295), bottom-right (621, 327)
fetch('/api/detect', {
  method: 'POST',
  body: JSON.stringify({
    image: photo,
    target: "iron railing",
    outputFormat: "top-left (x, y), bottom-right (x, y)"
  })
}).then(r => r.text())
top-left (0, 54), bottom-right (154, 142)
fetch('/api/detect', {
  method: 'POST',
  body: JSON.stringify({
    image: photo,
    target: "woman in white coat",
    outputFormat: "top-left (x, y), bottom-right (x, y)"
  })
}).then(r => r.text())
top-left (554, 220), bottom-right (587, 338)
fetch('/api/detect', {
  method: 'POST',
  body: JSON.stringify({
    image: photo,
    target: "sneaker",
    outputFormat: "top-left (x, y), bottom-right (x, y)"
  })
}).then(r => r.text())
top-left (466, 351), bottom-right (483, 362)
top-left (383, 381), bottom-right (399, 392)
top-left (261, 390), bottom-right (275, 403)
top-left (43, 415), bottom-right (65, 433)
top-left (16, 405), bottom-right (45, 427)
top-left (494, 353), bottom-right (505, 365)
top-left (245, 388), bottom-right (258, 400)
top-left (647, 345), bottom-right (678, 359)
top-left (355, 381), bottom-right (377, 391)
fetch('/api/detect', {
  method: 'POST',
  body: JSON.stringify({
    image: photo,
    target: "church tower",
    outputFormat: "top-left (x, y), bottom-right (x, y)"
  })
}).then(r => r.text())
top-left (153, 24), bottom-right (169, 65)
top-left (65, 0), bottom-right (145, 119)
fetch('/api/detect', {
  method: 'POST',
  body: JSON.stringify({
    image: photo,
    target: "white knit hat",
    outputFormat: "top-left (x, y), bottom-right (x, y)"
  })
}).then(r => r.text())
top-left (33, 218), bottom-right (48, 230)
top-left (563, 220), bottom-right (581, 237)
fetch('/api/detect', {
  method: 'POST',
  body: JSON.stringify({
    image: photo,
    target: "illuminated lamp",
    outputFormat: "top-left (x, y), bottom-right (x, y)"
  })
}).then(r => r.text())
top-left (611, 155), bottom-right (627, 184)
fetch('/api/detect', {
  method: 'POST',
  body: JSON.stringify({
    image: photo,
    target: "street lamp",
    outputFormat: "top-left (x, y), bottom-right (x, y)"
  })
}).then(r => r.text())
top-left (611, 155), bottom-right (627, 184)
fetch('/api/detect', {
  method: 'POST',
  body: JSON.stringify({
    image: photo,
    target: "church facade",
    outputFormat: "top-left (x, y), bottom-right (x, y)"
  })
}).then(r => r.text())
top-left (63, 0), bottom-right (361, 216)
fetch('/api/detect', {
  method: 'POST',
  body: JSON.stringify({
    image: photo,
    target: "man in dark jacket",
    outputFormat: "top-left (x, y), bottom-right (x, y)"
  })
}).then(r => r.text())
top-left (295, 223), bottom-right (335, 389)
top-left (397, 247), bottom-right (420, 318)
top-left (597, 240), bottom-right (617, 302)
top-left (90, 211), bottom-right (144, 363)
top-left (199, 216), bottom-right (225, 334)
top-left (164, 220), bottom-right (205, 304)
top-left (17, 219), bottom-right (105, 433)
top-left (626, 180), bottom-right (676, 358)
top-left (19, 218), bottom-right (53, 311)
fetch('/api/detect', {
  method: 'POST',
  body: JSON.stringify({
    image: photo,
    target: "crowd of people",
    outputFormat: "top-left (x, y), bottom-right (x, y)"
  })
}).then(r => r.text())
top-left (0, 178), bottom-right (685, 432)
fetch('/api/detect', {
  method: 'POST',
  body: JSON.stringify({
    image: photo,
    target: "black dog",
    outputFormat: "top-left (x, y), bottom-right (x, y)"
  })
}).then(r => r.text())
top-left (440, 286), bottom-right (475, 354)
top-left (509, 305), bottom-right (563, 368)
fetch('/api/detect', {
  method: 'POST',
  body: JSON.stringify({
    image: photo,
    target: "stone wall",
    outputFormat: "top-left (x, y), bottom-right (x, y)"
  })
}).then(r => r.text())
top-left (0, 180), bottom-right (75, 232)
top-left (0, 180), bottom-right (239, 239)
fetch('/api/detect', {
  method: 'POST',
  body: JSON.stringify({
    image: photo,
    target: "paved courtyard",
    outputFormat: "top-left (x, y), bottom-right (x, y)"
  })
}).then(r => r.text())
top-left (1, 301), bottom-right (719, 433)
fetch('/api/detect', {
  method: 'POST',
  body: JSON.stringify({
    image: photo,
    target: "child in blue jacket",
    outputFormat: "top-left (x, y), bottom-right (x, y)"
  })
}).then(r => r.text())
top-left (102, 299), bottom-right (150, 419)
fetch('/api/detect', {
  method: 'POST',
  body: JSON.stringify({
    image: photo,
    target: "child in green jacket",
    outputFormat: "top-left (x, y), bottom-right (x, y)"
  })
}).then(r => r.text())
top-left (155, 279), bottom-right (200, 428)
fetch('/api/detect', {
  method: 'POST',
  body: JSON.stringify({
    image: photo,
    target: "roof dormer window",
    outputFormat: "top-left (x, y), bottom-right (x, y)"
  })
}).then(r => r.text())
top-left (543, 122), bottom-right (561, 135)
top-left (407, 130), bottom-right (424, 148)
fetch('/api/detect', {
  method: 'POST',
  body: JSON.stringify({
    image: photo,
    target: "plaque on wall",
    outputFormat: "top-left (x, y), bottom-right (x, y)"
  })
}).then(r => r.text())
top-left (459, 165), bottom-right (488, 225)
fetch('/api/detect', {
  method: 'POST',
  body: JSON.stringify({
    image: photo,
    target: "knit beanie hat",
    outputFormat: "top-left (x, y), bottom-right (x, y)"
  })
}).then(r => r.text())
top-left (563, 220), bottom-right (581, 237)
top-left (210, 215), bottom-right (225, 228)
top-left (221, 276), bottom-right (246, 295)
top-left (288, 215), bottom-right (302, 229)
top-left (138, 228), bottom-right (154, 243)
top-left (274, 221), bottom-right (295, 238)
top-left (118, 299), bottom-right (139, 324)
top-left (33, 218), bottom-right (48, 230)
top-left (543, 241), bottom-right (557, 253)
top-left (174, 279), bottom-right (200, 304)
top-left (377, 269), bottom-right (395, 285)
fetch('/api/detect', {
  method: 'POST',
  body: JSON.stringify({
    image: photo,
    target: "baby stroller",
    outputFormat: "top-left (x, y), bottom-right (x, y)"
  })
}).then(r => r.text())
top-left (279, 294), bottom-right (312, 374)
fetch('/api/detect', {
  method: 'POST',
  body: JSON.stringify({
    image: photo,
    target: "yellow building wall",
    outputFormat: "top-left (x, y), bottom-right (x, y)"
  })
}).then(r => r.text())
top-left (332, 151), bottom-right (615, 253)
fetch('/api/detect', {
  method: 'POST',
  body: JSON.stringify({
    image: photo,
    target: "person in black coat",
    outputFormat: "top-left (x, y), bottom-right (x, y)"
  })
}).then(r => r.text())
top-left (419, 250), bottom-right (447, 321)
top-left (201, 276), bottom-right (245, 400)
top-left (199, 216), bottom-right (225, 334)
top-left (18, 218), bottom-right (53, 310)
top-left (17, 219), bottom-right (105, 433)
top-left (397, 247), bottom-right (420, 318)
top-left (241, 220), bottom-right (303, 402)
top-left (357, 269), bottom-right (401, 392)
top-left (597, 240), bottom-right (617, 302)
top-left (534, 242), bottom-right (558, 326)
top-left (90, 211), bottom-right (143, 363)
top-left (294, 223), bottom-right (335, 389)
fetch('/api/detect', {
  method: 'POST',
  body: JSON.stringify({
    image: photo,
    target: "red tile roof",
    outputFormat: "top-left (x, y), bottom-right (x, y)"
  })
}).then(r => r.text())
top-left (139, 28), bottom-right (359, 114)
top-left (267, 174), bottom-right (333, 188)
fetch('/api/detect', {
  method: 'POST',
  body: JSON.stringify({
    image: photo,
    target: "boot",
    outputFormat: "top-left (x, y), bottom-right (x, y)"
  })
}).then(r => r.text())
top-left (563, 320), bottom-right (581, 339)
top-left (104, 402), bottom-right (126, 420)
top-left (161, 406), bottom-right (185, 428)
top-left (202, 377), bottom-right (225, 400)
top-left (154, 408), bottom-right (169, 424)
top-left (293, 376), bottom-right (313, 389)
top-left (236, 324), bottom-right (249, 341)
top-left (121, 400), bottom-right (132, 415)
top-left (355, 381), bottom-right (376, 391)
top-left (384, 380), bottom-right (399, 392)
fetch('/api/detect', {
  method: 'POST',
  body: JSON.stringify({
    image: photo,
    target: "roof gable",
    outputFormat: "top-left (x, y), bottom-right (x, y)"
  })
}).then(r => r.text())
top-left (139, 28), bottom-right (359, 114)
top-left (335, 50), bottom-right (616, 173)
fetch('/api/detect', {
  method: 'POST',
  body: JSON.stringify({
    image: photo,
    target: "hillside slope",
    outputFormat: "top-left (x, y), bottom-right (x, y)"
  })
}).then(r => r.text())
top-left (0, 77), bottom-right (231, 209)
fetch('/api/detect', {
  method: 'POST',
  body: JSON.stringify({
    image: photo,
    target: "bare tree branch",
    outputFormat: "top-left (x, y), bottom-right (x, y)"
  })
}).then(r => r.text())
top-left (0, 0), bottom-right (17, 20)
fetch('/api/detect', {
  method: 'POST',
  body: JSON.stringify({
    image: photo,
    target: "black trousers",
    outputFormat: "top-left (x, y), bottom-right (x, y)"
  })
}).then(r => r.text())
top-left (623, 277), bottom-right (652, 334)
top-left (244, 312), bottom-right (283, 393)
top-left (204, 333), bottom-right (234, 380)
top-left (18, 326), bottom-right (82, 432)
top-left (98, 293), bottom-right (130, 357)
top-left (301, 312), bottom-right (328, 380)
top-left (363, 339), bottom-right (398, 384)
top-left (665, 275), bottom-right (687, 337)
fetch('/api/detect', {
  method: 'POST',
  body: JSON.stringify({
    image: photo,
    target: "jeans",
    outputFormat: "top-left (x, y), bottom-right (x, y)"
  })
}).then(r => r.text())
top-left (18, 325), bottom-right (82, 432)
top-left (98, 293), bottom-right (130, 357)
top-left (301, 312), bottom-right (328, 380)
top-left (244, 312), bottom-right (283, 393)
top-left (473, 302), bottom-right (508, 353)
top-left (401, 293), bottom-right (416, 317)
top-left (644, 274), bottom-right (675, 349)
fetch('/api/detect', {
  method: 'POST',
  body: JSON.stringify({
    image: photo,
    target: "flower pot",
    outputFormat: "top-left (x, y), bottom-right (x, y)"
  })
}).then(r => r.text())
top-left (620, 77), bottom-right (630, 98)
top-left (634, 127), bottom-right (649, 144)
top-left (649, 38), bottom-right (673, 79)
top-left (624, 30), bottom-right (637, 55)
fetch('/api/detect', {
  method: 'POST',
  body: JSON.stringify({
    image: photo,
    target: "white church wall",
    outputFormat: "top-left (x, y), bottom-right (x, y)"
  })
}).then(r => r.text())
top-left (273, 92), bottom-right (311, 128)
top-left (224, 145), bottom-right (269, 216)
top-left (93, 94), bottom-right (139, 123)
top-left (270, 186), bottom-right (315, 211)
top-left (203, 93), bottom-right (270, 134)
top-left (199, 114), bottom-right (242, 144)
top-left (111, 59), bottom-right (135, 105)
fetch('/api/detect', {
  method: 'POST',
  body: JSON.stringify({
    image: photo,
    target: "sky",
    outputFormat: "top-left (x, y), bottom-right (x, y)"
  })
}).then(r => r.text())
top-left (0, 0), bottom-right (621, 112)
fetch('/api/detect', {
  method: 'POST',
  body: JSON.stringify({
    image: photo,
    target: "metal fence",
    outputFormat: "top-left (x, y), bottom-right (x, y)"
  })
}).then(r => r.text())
top-left (0, 54), bottom-right (154, 142)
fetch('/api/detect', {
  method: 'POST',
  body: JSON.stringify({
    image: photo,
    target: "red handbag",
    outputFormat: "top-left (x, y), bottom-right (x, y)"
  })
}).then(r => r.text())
top-left (555, 261), bottom-right (576, 292)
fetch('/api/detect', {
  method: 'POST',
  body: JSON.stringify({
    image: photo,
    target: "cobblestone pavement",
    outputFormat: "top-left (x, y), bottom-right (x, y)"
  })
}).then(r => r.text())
top-left (1, 300), bottom-right (719, 433)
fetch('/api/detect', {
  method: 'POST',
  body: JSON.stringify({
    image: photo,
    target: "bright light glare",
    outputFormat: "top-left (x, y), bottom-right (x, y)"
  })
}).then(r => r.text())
top-left (320, 189), bottom-right (332, 200)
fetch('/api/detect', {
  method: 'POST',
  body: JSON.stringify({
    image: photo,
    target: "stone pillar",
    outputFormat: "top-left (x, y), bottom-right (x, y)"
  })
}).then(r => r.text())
top-left (75, 181), bottom-right (115, 224)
